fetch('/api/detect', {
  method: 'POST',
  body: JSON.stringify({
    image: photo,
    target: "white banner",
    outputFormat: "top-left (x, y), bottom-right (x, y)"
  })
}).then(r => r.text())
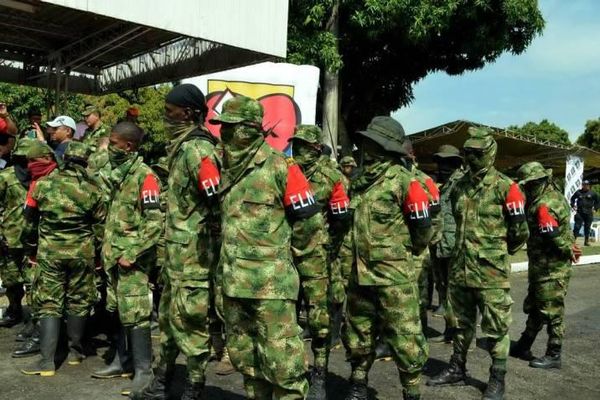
top-left (184, 62), bottom-right (320, 153)
top-left (565, 155), bottom-right (584, 221)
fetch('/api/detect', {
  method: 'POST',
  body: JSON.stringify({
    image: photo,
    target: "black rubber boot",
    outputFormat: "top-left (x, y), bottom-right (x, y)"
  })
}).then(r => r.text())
top-left (21, 317), bottom-right (60, 377)
top-left (307, 367), bottom-right (327, 400)
top-left (16, 309), bottom-right (34, 341)
top-left (66, 315), bottom-right (87, 365)
top-left (135, 364), bottom-right (175, 400)
top-left (374, 341), bottom-right (392, 362)
top-left (0, 285), bottom-right (23, 327)
top-left (529, 344), bottom-right (561, 369)
top-left (12, 327), bottom-right (40, 358)
top-left (345, 380), bottom-right (368, 400)
top-left (180, 377), bottom-right (205, 400)
top-left (402, 389), bottom-right (420, 400)
top-left (122, 327), bottom-right (154, 397)
top-left (427, 354), bottom-right (467, 386)
top-left (510, 333), bottom-right (536, 361)
top-left (482, 366), bottom-right (506, 400)
top-left (92, 324), bottom-right (133, 379)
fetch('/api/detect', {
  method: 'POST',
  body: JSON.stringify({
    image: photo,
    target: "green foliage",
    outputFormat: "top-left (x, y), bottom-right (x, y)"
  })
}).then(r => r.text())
top-left (577, 118), bottom-right (600, 151)
top-left (507, 119), bottom-right (571, 146)
top-left (288, 0), bottom-right (545, 134)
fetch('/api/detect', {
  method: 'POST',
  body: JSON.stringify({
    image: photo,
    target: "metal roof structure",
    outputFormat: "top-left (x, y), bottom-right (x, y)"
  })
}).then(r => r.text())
top-left (0, 0), bottom-right (288, 94)
top-left (409, 120), bottom-right (600, 177)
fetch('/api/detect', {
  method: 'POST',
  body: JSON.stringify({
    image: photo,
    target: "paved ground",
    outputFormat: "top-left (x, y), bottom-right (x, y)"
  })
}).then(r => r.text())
top-left (1, 264), bottom-right (600, 400)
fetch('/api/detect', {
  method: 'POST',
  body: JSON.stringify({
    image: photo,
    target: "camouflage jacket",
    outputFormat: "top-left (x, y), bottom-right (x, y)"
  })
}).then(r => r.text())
top-left (0, 166), bottom-right (28, 249)
top-left (525, 183), bottom-right (574, 282)
top-left (165, 128), bottom-right (220, 285)
top-left (411, 165), bottom-right (440, 269)
top-left (219, 141), bottom-right (319, 300)
top-left (351, 163), bottom-right (433, 286)
top-left (81, 122), bottom-right (110, 153)
top-left (436, 169), bottom-right (464, 258)
top-left (102, 156), bottom-right (163, 270)
top-left (24, 167), bottom-right (106, 260)
top-left (450, 167), bottom-right (529, 288)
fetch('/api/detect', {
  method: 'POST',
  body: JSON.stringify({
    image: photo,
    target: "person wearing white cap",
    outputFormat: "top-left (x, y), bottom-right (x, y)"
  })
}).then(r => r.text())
top-left (46, 116), bottom-right (77, 161)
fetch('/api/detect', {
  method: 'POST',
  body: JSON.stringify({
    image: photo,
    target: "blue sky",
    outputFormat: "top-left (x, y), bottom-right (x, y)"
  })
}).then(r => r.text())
top-left (393, 0), bottom-right (600, 141)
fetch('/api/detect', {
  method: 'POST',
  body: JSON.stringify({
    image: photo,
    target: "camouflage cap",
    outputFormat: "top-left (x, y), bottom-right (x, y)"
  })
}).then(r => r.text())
top-left (289, 125), bottom-right (322, 144)
top-left (82, 105), bottom-right (100, 117)
top-left (358, 116), bottom-right (407, 155)
top-left (340, 156), bottom-right (357, 167)
top-left (26, 140), bottom-right (54, 159)
top-left (434, 144), bottom-right (462, 160)
top-left (516, 161), bottom-right (552, 184)
top-left (464, 127), bottom-right (495, 150)
top-left (64, 141), bottom-right (91, 160)
top-left (12, 137), bottom-right (37, 157)
top-left (209, 96), bottom-right (263, 126)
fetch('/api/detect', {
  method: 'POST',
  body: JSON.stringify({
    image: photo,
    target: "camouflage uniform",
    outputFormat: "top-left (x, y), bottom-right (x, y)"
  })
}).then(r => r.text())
top-left (289, 125), bottom-right (350, 375)
top-left (428, 128), bottom-right (529, 400)
top-left (81, 119), bottom-right (110, 154)
top-left (163, 123), bottom-right (220, 387)
top-left (343, 117), bottom-right (433, 400)
top-left (215, 96), bottom-right (318, 399)
top-left (512, 162), bottom-right (574, 368)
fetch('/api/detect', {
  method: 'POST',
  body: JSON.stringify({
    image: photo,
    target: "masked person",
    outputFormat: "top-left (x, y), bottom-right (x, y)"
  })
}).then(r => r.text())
top-left (99, 122), bottom-right (163, 397)
top-left (20, 141), bottom-right (105, 377)
top-left (342, 116), bottom-right (432, 400)
top-left (428, 127), bottom-right (529, 400)
top-left (140, 84), bottom-right (221, 400)
top-left (570, 180), bottom-right (599, 246)
top-left (288, 125), bottom-right (351, 400)
top-left (430, 145), bottom-right (464, 343)
top-left (510, 162), bottom-right (580, 369)
top-left (339, 156), bottom-right (358, 181)
top-left (213, 96), bottom-right (319, 400)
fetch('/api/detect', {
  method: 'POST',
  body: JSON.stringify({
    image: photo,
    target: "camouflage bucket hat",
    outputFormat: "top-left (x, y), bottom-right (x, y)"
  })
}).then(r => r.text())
top-left (64, 141), bottom-right (91, 160)
top-left (209, 96), bottom-right (263, 126)
top-left (81, 105), bottom-right (100, 117)
top-left (358, 116), bottom-right (407, 155)
top-left (289, 125), bottom-right (322, 144)
top-left (464, 127), bottom-right (495, 150)
top-left (434, 144), bottom-right (462, 160)
top-left (26, 140), bottom-right (55, 159)
top-left (340, 156), bottom-right (357, 167)
top-left (12, 137), bottom-right (36, 157)
top-left (517, 161), bottom-right (552, 184)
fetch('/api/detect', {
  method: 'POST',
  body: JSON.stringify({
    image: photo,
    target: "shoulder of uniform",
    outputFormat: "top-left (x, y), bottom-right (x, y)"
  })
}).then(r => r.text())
top-left (384, 164), bottom-right (406, 178)
top-left (317, 161), bottom-right (342, 182)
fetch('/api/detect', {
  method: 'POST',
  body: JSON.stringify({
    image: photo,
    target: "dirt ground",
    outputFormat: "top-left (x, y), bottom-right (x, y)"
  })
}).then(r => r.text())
top-left (1, 264), bottom-right (599, 400)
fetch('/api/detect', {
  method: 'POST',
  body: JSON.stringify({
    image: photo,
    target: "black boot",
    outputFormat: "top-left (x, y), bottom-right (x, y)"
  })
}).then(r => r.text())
top-left (135, 364), bottom-right (175, 400)
top-left (402, 389), bottom-right (420, 400)
top-left (180, 377), bottom-right (205, 400)
top-left (427, 354), bottom-right (467, 386)
top-left (0, 285), bottom-right (23, 327)
top-left (345, 380), bottom-right (368, 400)
top-left (122, 327), bottom-right (154, 397)
top-left (307, 367), bottom-right (327, 400)
top-left (530, 344), bottom-right (561, 369)
top-left (510, 333), bottom-right (535, 361)
top-left (66, 315), bottom-right (87, 365)
top-left (482, 366), bottom-right (505, 400)
top-left (12, 327), bottom-right (40, 358)
top-left (21, 317), bottom-right (60, 376)
top-left (93, 324), bottom-right (133, 378)
top-left (374, 341), bottom-right (392, 362)
top-left (16, 309), bottom-right (34, 341)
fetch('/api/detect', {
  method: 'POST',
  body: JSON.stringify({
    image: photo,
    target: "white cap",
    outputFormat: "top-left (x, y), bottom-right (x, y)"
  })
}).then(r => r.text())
top-left (47, 115), bottom-right (77, 132)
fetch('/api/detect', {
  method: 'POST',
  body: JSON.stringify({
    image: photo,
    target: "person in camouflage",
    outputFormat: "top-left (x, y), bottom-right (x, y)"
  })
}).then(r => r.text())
top-left (510, 162), bottom-right (580, 369)
top-left (288, 124), bottom-right (351, 400)
top-left (342, 116), bottom-right (432, 400)
top-left (214, 96), bottom-right (319, 399)
top-left (430, 144), bottom-right (464, 343)
top-left (100, 122), bottom-right (163, 397)
top-left (82, 106), bottom-right (110, 153)
top-left (20, 141), bottom-right (105, 377)
top-left (140, 84), bottom-right (221, 400)
top-left (339, 156), bottom-right (357, 180)
top-left (428, 127), bottom-right (529, 400)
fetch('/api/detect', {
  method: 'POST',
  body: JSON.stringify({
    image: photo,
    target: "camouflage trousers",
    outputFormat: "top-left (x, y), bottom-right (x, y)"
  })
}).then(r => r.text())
top-left (113, 266), bottom-right (152, 329)
top-left (299, 276), bottom-right (330, 368)
top-left (449, 285), bottom-right (513, 363)
top-left (343, 282), bottom-right (428, 396)
top-left (156, 278), bottom-right (179, 368)
top-left (34, 257), bottom-right (96, 319)
top-left (224, 296), bottom-right (308, 400)
top-left (168, 282), bottom-right (210, 384)
top-left (1, 248), bottom-right (26, 287)
top-left (523, 277), bottom-right (570, 346)
top-left (430, 254), bottom-right (454, 327)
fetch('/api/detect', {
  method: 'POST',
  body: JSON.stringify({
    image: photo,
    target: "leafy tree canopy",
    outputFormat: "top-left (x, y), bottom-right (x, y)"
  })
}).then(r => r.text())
top-left (576, 118), bottom-right (600, 151)
top-left (507, 119), bottom-right (571, 146)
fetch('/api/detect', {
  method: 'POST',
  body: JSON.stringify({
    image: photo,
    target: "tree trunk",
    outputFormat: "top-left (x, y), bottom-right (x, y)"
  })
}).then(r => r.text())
top-left (322, 0), bottom-right (340, 159)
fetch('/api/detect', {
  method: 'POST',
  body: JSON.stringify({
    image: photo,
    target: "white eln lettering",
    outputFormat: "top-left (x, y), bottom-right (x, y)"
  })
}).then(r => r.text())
top-left (290, 191), bottom-right (316, 210)
top-left (507, 200), bottom-right (525, 216)
top-left (202, 177), bottom-right (220, 197)
top-left (143, 190), bottom-right (159, 204)
top-left (408, 201), bottom-right (430, 219)
top-left (540, 223), bottom-right (555, 233)
top-left (331, 200), bottom-right (349, 214)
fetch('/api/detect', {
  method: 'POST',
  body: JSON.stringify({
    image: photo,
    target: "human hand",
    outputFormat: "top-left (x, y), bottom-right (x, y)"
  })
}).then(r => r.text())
top-left (0, 103), bottom-right (7, 118)
top-left (571, 244), bottom-right (582, 263)
top-left (118, 257), bottom-right (133, 268)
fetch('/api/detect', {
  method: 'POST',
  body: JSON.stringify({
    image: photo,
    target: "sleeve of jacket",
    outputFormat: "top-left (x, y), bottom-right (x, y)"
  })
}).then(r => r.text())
top-left (402, 178), bottom-right (433, 255)
top-left (538, 197), bottom-right (575, 258)
top-left (570, 191), bottom-right (578, 208)
top-left (121, 172), bottom-right (164, 264)
top-left (504, 182), bottom-right (529, 254)
top-left (283, 161), bottom-right (320, 221)
top-left (21, 181), bottom-right (41, 256)
top-left (91, 188), bottom-right (107, 259)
